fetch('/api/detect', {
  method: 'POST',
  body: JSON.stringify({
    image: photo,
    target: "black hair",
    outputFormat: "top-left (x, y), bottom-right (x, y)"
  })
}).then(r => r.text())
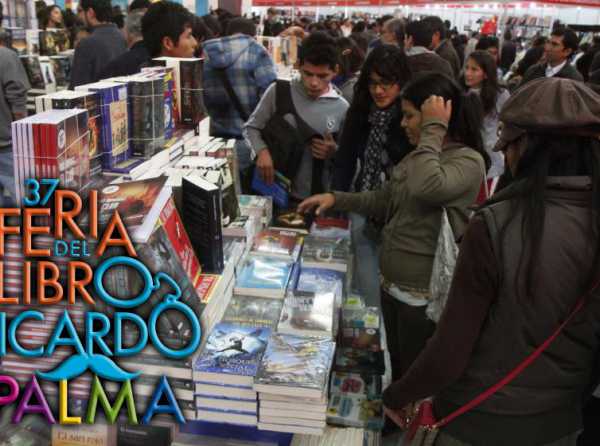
top-left (401, 72), bottom-right (489, 169)
top-left (377, 15), bottom-right (393, 27)
top-left (129, 0), bottom-right (151, 12)
top-left (349, 32), bottom-right (368, 54)
top-left (475, 35), bottom-right (499, 51)
top-left (307, 23), bottom-right (326, 33)
top-left (202, 14), bottom-right (222, 37)
top-left (487, 135), bottom-right (600, 301)
top-left (551, 26), bottom-right (580, 55)
top-left (516, 46), bottom-right (545, 76)
top-left (44, 5), bottom-right (63, 28)
top-left (406, 19), bottom-right (434, 48)
top-left (226, 17), bottom-right (256, 37)
top-left (192, 16), bottom-right (214, 43)
top-left (142, 1), bottom-right (193, 57)
top-left (299, 32), bottom-right (339, 70)
top-left (80, 0), bottom-right (112, 23)
top-left (112, 12), bottom-right (124, 29)
top-left (336, 37), bottom-right (365, 79)
top-left (352, 21), bottom-right (366, 33)
top-left (464, 50), bottom-right (502, 115)
top-left (340, 45), bottom-right (411, 138)
top-left (421, 15), bottom-right (446, 40)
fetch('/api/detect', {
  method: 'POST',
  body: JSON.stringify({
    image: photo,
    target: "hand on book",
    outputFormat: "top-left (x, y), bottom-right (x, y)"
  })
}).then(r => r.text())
top-left (256, 149), bottom-right (275, 184)
top-left (297, 193), bottom-right (335, 216)
top-left (311, 133), bottom-right (337, 160)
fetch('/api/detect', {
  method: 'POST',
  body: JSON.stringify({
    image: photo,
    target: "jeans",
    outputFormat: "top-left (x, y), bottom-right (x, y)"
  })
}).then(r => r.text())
top-left (0, 149), bottom-right (16, 207)
top-left (350, 212), bottom-right (381, 308)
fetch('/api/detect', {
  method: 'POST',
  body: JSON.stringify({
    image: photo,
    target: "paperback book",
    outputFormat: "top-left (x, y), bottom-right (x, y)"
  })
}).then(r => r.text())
top-left (329, 372), bottom-right (382, 399)
top-left (326, 395), bottom-right (384, 430)
top-left (301, 235), bottom-right (350, 272)
top-left (334, 348), bottom-right (385, 375)
top-left (254, 333), bottom-right (336, 399)
top-left (222, 296), bottom-right (284, 329)
top-left (234, 255), bottom-right (295, 299)
top-left (193, 323), bottom-right (271, 386)
top-left (277, 290), bottom-right (335, 338)
top-left (252, 229), bottom-right (303, 260)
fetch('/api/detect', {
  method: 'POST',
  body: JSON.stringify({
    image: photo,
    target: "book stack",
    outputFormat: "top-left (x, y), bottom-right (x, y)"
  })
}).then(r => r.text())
top-left (234, 254), bottom-right (296, 299)
top-left (97, 177), bottom-right (204, 337)
top-left (111, 75), bottom-right (166, 159)
top-left (75, 81), bottom-right (129, 171)
top-left (115, 423), bottom-right (174, 446)
top-left (152, 57), bottom-right (206, 126)
top-left (182, 173), bottom-right (224, 274)
top-left (193, 323), bottom-right (272, 426)
top-left (251, 228), bottom-right (303, 261)
top-left (301, 235), bottom-right (350, 273)
top-left (254, 334), bottom-right (336, 435)
top-left (52, 424), bottom-right (116, 446)
top-left (35, 90), bottom-right (104, 178)
top-left (141, 66), bottom-right (177, 140)
top-left (222, 215), bottom-right (262, 245)
top-left (290, 426), bottom-right (368, 446)
top-left (12, 108), bottom-right (90, 204)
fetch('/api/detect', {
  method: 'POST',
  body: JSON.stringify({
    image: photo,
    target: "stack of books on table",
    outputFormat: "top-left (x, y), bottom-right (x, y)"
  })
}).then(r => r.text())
top-left (193, 322), bottom-right (271, 426)
top-left (239, 194), bottom-right (273, 227)
top-left (300, 235), bottom-right (351, 273)
top-left (251, 228), bottom-right (303, 261)
top-left (254, 334), bottom-right (336, 435)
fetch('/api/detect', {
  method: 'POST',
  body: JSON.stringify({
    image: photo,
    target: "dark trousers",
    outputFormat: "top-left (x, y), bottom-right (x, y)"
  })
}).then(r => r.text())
top-left (381, 288), bottom-right (436, 383)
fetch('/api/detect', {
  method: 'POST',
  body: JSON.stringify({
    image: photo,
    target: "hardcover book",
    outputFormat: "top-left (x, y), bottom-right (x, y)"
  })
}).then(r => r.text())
top-left (193, 323), bottom-right (271, 386)
top-left (254, 334), bottom-right (336, 399)
top-left (222, 295), bottom-right (284, 329)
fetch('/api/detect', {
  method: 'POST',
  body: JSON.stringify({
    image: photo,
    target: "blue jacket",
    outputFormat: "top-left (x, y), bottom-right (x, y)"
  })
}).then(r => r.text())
top-left (203, 35), bottom-right (277, 139)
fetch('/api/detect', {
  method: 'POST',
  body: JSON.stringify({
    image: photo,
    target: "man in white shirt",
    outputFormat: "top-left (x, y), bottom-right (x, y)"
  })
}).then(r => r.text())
top-left (521, 26), bottom-right (583, 86)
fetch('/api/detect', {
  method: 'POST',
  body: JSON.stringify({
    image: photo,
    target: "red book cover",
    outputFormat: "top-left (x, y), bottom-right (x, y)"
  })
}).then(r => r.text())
top-left (314, 217), bottom-right (350, 230)
top-left (159, 197), bottom-right (202, 287)
top-left (196, 273), bottom-right (218, 304)
top-left (252, 228), bottom-right (302, 258)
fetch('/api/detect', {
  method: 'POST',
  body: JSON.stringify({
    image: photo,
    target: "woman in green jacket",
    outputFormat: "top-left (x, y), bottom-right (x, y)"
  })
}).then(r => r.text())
top-left (298, 72), bottom-right (489, 383)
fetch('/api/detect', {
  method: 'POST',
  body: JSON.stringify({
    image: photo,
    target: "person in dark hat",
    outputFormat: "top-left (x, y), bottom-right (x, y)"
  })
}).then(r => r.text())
top-left (373, 77), bottom-right (600, 446)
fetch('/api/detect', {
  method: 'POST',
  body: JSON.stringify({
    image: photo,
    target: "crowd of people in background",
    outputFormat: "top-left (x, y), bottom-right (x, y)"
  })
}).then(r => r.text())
top-left (2, 1), bottom-right (600, 445)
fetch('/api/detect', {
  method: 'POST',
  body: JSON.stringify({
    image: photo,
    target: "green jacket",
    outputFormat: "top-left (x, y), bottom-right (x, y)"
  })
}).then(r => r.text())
top-left (333, 119), bottom-right (485, 296)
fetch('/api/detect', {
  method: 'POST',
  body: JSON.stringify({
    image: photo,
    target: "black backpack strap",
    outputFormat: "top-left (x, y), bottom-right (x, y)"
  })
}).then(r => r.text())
top-left (215, 68), bottom-right (250, 122)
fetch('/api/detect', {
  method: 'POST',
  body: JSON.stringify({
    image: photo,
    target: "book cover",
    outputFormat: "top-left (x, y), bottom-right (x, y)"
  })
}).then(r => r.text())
top-left (116, 423), bottom-right (171, 446)
top-left (251, 169), bottom-right (291, 209)
top-left (295, 267), bottom-right (344, 301)
top-left (329, 372), bottom-right (382, 399)
top-left (194, 323), bottom-right (271, 386)
top-left (272, 208), bottom-right (313, 234)
top-left (301, 235), bottom-right (350, 272)
top-left (52, 424), bottom-right (116, 446)
top-left (20, 55), bottom-right (45, 89)
top-left (277, 290), bottom-right (335, 338)
top-left (252, 229), bottom-right (302, 260)
top-left (98, 176), bottom-right (168, 229)
top-left (222, 296), bottom-right (283, 329)
top-left (234, 255), bottom-right (294, 299)
top-left (179, 58), bottom-right (205, 125)
top-left (254, 334), bottom-right (335, 395)
top-left (334, 348), bottom-right (385, 375)
top-left (326, 395), bottom-right (384, 430)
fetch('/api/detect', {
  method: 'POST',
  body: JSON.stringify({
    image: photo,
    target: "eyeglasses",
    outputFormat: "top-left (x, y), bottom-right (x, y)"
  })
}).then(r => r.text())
top-left (368, 79), bottom-right (397, 91)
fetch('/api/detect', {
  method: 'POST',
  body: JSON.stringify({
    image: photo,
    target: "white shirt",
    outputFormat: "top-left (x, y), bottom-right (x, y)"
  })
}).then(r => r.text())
top-left (545, 60), bottom-right (568, 78)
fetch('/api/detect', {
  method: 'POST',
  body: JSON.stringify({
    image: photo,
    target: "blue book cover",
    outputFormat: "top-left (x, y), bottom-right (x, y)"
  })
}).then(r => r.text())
top-left (194, 323), bottom-right (271, 383)
top-left (235, 255), bottom-right (294, 296)
top-left (82, 82), bottom-right (129, 169)
top-left (251, 169), bottom-right (290, 209)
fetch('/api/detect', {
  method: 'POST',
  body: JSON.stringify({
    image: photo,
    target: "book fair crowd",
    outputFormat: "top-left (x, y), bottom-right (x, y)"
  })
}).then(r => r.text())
top-left (2, 0), bottom-right (600, 445)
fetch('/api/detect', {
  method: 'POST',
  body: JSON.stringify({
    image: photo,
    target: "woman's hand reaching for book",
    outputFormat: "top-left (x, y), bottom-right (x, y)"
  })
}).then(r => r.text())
top-left (297, 193), bottom-right (335, 216)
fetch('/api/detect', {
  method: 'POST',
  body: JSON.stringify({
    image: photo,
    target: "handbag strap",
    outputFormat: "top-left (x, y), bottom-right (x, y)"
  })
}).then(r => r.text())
top-left (434, 276), bottom-right (600, 429)
top-left (215, 68), bottom-right (250, 122)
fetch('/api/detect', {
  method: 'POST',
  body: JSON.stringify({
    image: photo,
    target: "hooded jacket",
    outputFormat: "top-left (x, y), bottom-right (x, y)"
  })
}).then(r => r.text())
top-left (202, 34), bottom-right (276, 139)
